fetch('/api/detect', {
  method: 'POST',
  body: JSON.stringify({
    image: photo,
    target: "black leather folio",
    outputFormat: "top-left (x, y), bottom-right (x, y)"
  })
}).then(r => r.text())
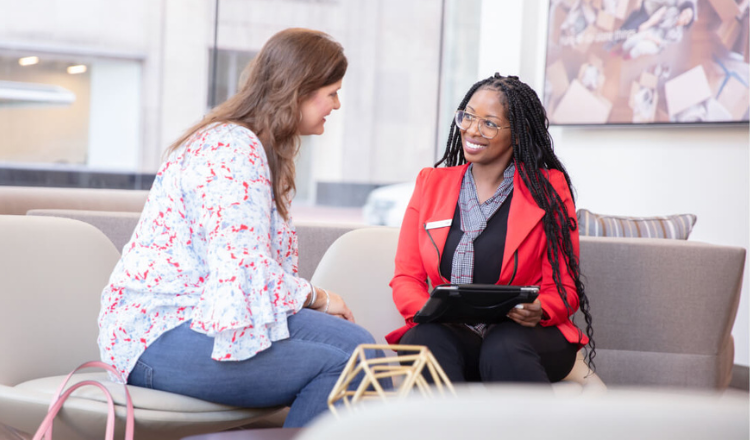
top-left (413, 284), bottom-right (540, 325)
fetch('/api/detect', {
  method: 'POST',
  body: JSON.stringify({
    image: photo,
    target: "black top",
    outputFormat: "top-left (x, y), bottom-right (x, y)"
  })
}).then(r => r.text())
top-left (440, 191), bottom-right (513, 284)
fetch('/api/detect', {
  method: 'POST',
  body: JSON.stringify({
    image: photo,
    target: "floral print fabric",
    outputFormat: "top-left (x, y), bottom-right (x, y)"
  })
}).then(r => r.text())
top-left (98, 123), bottom-right (311, 383)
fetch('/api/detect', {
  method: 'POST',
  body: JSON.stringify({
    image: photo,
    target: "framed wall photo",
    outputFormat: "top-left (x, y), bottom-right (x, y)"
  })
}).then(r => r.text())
top-left (544, 0), bottom-right (750, 125)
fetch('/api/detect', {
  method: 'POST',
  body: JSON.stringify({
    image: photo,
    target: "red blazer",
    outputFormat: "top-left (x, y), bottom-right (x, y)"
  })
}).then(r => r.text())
top-left (386, 164), bottom-right (588, 347)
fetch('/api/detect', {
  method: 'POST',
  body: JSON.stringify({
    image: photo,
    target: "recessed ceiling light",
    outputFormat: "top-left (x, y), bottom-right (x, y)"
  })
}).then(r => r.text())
top-left (67, 65), bottom-right (87, 74)
top-left (19, 56), bottom-right (39, 66)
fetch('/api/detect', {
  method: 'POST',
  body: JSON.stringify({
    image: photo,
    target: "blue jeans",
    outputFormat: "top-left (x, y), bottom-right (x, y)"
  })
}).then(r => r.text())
top-left (127, 309), bottom-right (388, 427)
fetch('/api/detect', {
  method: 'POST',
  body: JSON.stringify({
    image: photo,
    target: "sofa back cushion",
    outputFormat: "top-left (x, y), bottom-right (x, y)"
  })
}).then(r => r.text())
top-left (27, 209), bottom-right (142, 253)
top-left (310, 227), bottom-right (402, 345)
top-left (27, 210), bottom-right (363, 281)
top-left (577, 209), bottom-right (697, 239)
top-left (295, 222), bottom-right (366, 280)
top-left (0, 215), bottom-right (120, 385)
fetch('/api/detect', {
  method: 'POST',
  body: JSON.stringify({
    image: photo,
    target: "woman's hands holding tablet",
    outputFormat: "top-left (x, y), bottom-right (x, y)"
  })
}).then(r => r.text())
top-left (507, 298), bottom-right (543, 327)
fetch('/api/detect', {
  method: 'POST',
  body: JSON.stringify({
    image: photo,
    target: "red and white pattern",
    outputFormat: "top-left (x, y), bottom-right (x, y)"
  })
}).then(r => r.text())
top-left (98, 123), bottom-right (311, 383)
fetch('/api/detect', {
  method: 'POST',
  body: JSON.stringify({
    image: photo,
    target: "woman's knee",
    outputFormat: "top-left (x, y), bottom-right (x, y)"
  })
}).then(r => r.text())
top-left (341, 321), bottom-right (376, 346)
top-left (290, 310), bottom-right (374, 353)
top-left (400, 324), bottom-right (471, 362)
top-left (480, 324), bottom-right (534, 365)
top-left (400, 323), bottom-right (447, 346)
top-left (319, 320), bottom-right (376, 360)
top-left (479, 324), bottom-right (547, 382)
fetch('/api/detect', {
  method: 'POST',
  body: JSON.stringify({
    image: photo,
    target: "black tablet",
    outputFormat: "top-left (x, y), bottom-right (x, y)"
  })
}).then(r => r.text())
top-left (413, 284), bottom-right (540, 325)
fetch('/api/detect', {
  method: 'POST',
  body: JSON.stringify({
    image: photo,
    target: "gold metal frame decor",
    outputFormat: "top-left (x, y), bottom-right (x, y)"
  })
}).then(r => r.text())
top-left (327, 344), bottom-right (456, 417)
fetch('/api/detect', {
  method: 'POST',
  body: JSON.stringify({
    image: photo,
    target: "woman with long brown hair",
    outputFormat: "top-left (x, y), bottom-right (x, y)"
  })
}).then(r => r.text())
top-left (98, 28), bottom-right (384, 427)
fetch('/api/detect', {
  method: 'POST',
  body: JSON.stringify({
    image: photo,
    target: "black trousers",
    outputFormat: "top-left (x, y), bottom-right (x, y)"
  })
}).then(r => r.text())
top-left (400, 321), bottom-right (577, 383)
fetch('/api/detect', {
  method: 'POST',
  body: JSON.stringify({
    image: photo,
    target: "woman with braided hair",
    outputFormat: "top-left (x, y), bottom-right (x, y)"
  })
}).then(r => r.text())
top-left (386, 73), bottom-right (595, 383)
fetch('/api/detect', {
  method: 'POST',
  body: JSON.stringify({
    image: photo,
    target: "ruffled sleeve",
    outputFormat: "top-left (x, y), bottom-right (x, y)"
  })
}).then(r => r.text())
top-left (182, 126), bottom-right (312, 360)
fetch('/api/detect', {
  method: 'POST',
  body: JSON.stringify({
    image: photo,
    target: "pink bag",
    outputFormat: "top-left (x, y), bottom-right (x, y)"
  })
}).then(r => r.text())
top-left (32, 361), bottom-right (134, 440)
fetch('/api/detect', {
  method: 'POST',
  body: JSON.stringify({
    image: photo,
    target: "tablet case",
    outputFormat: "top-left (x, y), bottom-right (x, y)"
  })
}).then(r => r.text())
top-left (413, 284), bottom-right (540, 325)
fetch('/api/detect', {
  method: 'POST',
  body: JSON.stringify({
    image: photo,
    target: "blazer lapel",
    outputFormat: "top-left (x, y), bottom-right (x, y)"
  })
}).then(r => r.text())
top-left (502, 169), bottom-right (545, 278)
top-left (424, 165), bottom-right (467, 284)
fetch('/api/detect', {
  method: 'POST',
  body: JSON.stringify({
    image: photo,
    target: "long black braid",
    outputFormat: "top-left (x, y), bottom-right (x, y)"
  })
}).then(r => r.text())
top-left (437, 73), bottom-right (596, 372)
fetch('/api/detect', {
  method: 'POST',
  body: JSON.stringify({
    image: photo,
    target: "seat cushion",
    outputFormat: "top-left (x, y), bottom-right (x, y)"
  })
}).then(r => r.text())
top-left (15, 372), bottom-right (268, 414)
top-left (1, 381), bottom-right (282, 440)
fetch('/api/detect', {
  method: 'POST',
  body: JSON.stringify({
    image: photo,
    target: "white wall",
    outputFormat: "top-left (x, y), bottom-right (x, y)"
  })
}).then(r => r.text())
top-left (480, 0), bottom-right (750, 366)
top-left (477, 1), bottom-right (523, 78)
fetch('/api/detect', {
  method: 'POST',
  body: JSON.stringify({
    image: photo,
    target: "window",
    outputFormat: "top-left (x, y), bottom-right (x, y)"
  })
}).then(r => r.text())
top-left (208, 48), bottom-right (256, 109)
top-left (0, 0), bottom-right (485, 208)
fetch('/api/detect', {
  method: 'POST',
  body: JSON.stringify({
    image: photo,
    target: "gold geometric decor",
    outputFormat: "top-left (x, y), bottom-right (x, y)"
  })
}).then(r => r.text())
top-left (327, 344), bottom-right (456, 417)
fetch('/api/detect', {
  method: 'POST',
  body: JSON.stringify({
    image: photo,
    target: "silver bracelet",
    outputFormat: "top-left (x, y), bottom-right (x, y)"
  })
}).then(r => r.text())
top-left (320, 287), bottom-right (330, 314)
top-left (306, 282), bottom-right (317, 308)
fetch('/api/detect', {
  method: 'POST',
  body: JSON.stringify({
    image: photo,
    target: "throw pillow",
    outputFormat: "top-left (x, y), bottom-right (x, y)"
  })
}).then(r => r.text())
top-left (576, 209), bottom-right (697, 240)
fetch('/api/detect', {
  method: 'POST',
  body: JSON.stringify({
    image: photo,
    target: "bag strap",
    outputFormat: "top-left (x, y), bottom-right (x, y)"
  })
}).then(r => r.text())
top-left (33, 380), bottom-right (117, 440)
top-left (35, 361), bottom-right (135, 440)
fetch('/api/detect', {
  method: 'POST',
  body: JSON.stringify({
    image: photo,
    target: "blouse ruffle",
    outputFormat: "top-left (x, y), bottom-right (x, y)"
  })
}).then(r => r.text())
top-left (98, 123), bottom-right (311, 382)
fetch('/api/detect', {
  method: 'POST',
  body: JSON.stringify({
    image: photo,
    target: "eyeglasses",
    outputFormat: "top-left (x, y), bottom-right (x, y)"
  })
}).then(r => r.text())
top-left (454, 110), bottom-right (510, 140)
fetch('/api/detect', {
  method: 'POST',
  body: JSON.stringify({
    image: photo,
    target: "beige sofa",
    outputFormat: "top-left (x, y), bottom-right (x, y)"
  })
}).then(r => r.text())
top-left (305, 223), bottom-right (745, 389)
top-left (20, 208), bottom-right (747, 389)
top-left (0, 199), bottom-right (745, 438)
top-left (0, 216), bottom-right (285, 440)
top-left (16, 210), bottom-right (745, 389)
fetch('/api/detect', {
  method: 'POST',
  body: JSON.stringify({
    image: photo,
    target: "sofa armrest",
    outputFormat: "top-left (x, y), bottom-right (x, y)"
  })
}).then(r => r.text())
top-left (579, 236), bottom-right (746, 388)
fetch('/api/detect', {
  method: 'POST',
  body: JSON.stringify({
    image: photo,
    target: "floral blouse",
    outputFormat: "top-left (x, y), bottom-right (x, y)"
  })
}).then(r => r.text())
top-left (98, 123), bottom-right (311, 383)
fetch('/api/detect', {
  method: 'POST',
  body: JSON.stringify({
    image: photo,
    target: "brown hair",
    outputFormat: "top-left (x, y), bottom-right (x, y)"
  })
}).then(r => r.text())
top-left (166, 28), bottom-right (347, 219)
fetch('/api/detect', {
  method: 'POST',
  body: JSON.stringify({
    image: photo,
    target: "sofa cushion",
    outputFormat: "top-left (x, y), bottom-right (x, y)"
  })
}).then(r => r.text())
top-left (27, 209), bottom-right (141, 253)
top-left (15, 373), bottom-right (258, 413)
top-left (577, 209), bottom-right (696, 239)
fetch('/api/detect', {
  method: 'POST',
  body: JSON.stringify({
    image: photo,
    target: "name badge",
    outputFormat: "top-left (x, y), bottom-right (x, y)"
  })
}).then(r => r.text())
top-left (425, 219), bottom-right (452, 230)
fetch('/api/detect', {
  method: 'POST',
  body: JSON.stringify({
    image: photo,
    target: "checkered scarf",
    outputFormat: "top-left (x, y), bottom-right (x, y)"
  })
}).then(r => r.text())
top-left (450, 163), bottom-right (515, 285)
top-left (451, 163), bottom-right (515, 336)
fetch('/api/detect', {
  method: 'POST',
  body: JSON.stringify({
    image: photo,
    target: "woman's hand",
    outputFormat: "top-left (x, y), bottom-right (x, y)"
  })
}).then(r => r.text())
top-left (311, 287), bottom-right (355, 323)
top-left (507, 298), bottom-right (543, 327)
